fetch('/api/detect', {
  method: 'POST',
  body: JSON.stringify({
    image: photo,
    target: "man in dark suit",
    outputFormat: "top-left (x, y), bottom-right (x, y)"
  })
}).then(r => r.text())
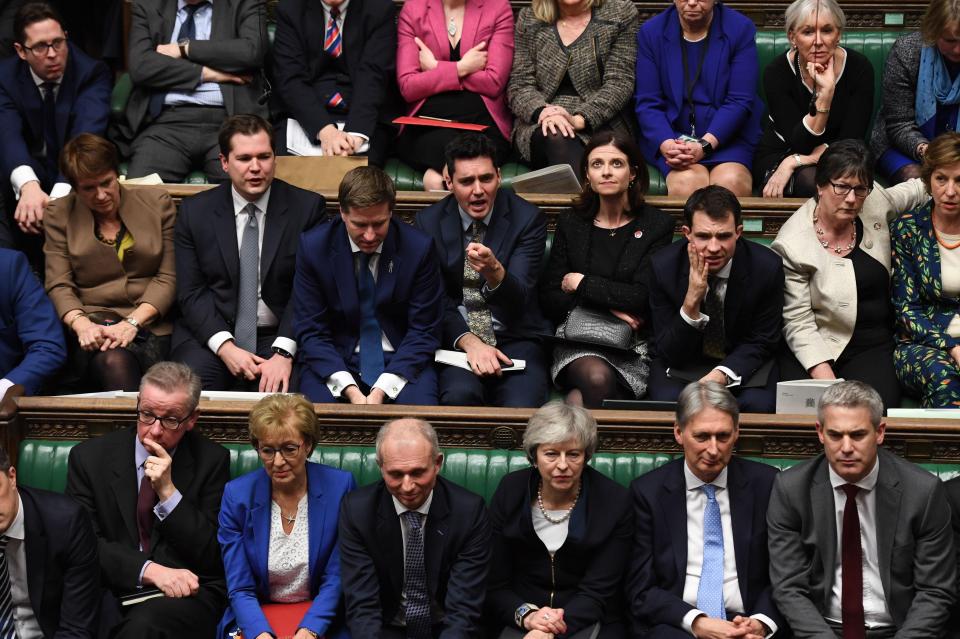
top-left (339, 417), bottom-right (490, 637)
top-left (293, 165), bottom-right (443, 405)
top-left (647, 185), bottom-right (784, 413)
top-left (272, 0), bottom-right (397, 165)
top-left (945, 477), bottom-right (960, 639)
top-left (413, 134), bottom-right (550, 407)
top-left (173, 114), bottom-right (325, 392)
top-left (119, 0), bottom-right (267, 182)
top-left (0, 444), bottom-right (99, 638)
top-left (629, 381), bottom-right (784, 639)
top-left (768, 380), bottom-right (956, 637)
top-left (65, 361), bottom-right (230, 639)
top-left (0, 1), bottom-right (110, 250)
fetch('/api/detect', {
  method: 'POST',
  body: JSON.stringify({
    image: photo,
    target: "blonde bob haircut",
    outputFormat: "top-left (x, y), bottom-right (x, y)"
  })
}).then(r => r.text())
top-left (921, 0), bottom-right (960, 45)
top-left (522, 401), bottom-right (598, 463)
top-left (921, 132), bottom-right (960, 194)
top-left (531, 0), bottom-right (602, 24)
top-left (248, 394), bottom-right (318, 455)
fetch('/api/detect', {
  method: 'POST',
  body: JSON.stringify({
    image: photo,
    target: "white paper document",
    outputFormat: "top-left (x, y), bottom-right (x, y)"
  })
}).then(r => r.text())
top-left (286, 118), bottom-right (370, 156)
top-left (775, 378), bottom-right (845, 415)
top-left (434, 349), bottom-right (526, 371)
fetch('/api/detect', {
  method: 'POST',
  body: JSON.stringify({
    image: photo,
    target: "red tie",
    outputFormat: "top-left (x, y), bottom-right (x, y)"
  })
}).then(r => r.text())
top-left (841, 484), bottom-right (866, 639)
top-left (137, 474), bottom-right (157, 554)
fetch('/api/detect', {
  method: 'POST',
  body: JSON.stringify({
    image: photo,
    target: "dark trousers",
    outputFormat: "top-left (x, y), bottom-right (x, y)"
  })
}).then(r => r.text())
top-left (100, 583), bottom-right (224, 639)
top-left (171, 328), bottom-right (286, 391)
top-left (127, 105), bottom-right (228, 183)
top-left (300, 349), bottom-right (439, 405)
top-left (438, 335), bottom-right (548, 408)
top-left (529, 128), bottom-right (585, 171)
top-left (647, 358), bottom-right (779, 413)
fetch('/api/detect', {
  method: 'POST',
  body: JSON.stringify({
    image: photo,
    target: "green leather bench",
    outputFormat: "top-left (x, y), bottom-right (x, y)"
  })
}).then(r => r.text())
top-left (17, 439), bottom-right (960, 498)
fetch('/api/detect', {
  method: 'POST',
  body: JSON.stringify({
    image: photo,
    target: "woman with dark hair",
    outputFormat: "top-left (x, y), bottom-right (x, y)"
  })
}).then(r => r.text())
top-left (539, 131), bottom-right (673, 407)
top-left (892, 132), bottom-right (960, 407)
top-left (44, 133), bottom-right (176, 392)
top-left (771, 139), bottom-right (928, 408)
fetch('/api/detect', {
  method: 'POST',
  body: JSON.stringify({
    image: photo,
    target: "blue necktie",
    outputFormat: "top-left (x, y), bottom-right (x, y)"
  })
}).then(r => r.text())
top-left (149, 1), bottom-right (209, 118)
top-left (0, 537), bottom-right (16, 639)
top-left (697, 484), bottom-right (726, 620)
top-left (401, 511), bottom-right (431, 639)
top-left (235, 204), bottom-right (259, 353)
top-left (358, 252), bottom-right (384, 384)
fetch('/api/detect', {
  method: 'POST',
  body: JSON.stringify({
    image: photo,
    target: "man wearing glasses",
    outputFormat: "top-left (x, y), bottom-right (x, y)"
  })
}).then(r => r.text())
top-left (0, 2), bottom-right (110, 256)
top-left (66, 361), bottom-right (230, 639)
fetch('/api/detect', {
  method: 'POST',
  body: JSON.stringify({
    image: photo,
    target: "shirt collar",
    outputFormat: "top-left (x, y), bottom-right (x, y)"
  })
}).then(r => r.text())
top-left (713, 258), bottom-right (733, 280)
top-left (29, 67), bottom-right (59, 89)
top-left (458, 205), bottom-right (494, 233)
top-left (4, 493), bottom-right (24, 541)
top-left (347, 234), bottom-right (384, 256)
top-left (322, 0), bottom-right (349, 17)
top-left (392, 490), bottom-right (433, 517)
top-left (178, 0), bottom-right (213, 11)
top-left (231, 185), bottom-right (271, 218)
top-left (828, 454), bottom-right (880, 492)
top-left (683, 461), bottom-right (728, 491)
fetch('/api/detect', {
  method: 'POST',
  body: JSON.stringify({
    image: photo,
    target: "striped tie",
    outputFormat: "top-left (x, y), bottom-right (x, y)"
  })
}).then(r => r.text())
top-left (324, 7), bottom-right (346, 111)
top-left (0, 537), bottom-right (16, 638)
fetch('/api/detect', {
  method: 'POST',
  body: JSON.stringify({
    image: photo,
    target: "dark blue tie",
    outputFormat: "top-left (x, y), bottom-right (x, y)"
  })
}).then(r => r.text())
top-left (401, 511), bottom-right (431, 638)
top-left (0, 537), bottom-right (15, 638)
top-left (149, 1), bottom-right (209, 118)
top-left (42, 82), bottom-right (58, 181)
top-left (358, 252), bottom-right (384, 385)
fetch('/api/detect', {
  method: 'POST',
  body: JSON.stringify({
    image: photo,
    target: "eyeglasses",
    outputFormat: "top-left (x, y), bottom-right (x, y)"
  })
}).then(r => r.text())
top-left (136, 401), bottom-right (190, 431)
top-left (21, 37), bottom-right (66, 56)
top-left (829, 180), bottom-right (872, 199)
top-left (257, 443), bottom-right (302, 462)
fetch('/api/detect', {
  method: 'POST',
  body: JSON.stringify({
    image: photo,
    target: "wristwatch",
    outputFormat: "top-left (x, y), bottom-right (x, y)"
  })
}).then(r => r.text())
top-left (272, 346), bottom-right (293, 359)
top-left (178, 38), bottom-right (190, 59)
top-left (697, 137), bottom-right (714, 157)
top-left (123, 317), bottom-right (141, 329)
top-left (515, 603), bottom-right (539, 629)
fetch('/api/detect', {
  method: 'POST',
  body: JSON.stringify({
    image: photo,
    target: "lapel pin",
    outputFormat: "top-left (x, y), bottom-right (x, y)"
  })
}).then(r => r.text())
top-left (388, 260), bottom-right (394, 273)
top-left (634, 229), bottom-right (643, 239)
top-left (873, 222), bottom-right (882, 231)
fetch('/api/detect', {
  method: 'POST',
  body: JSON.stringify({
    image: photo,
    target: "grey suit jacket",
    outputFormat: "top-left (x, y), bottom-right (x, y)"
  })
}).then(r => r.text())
top-left (869, 32), bottom-right (924, 162)
top-left (767, 448), bottom-right (956, 637)
top-left (118, 0), bottom-right (267, 151)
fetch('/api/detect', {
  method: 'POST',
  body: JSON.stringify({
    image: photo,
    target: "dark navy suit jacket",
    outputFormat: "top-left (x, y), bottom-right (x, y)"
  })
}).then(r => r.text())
top-left (413, 189), bottom-right (550, 348)
top-left (293, 217), bottom-right (443, 384)
top-left (0, 43), bottom-right (111, 186)
top-left (628, 456), bottom-right (785, 632)
top-left (217, 462), bottom-right (356, 639)
top-left (0, 248), bottom-right (64, 394)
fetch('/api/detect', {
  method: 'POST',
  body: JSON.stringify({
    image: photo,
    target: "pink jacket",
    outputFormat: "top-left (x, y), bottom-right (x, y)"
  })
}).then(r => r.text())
top-left (396, 0), bottom-right (514, 140)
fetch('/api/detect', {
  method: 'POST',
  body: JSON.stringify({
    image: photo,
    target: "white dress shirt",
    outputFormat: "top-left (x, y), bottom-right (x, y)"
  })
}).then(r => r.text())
top-left (206, 186), bottom-right (298, 358)
top-left (825, 458), bottom-right (893, 629)
top-left (678, 258), bottom-right (741, 386)
top-left (681, 463), bottom-right (777, 636)
top-left (164, 0), bottom-right (224, 108)
top-left (10, 69), bottom-right (70, 201)
top-left (6, 493), bottom-right (43, 639)
top-left (391, 491), bottom-right (434, 625)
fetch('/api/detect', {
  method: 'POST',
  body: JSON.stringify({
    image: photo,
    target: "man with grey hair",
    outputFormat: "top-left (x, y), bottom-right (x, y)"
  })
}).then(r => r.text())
top-left (628, 381), bottom-right (784, 638)
top-left (338, 417), bottom-right (491, 637)
top-left (767, 380), bottom-right (956, 637)
top-left (65, 361), bottom-right (230, 638)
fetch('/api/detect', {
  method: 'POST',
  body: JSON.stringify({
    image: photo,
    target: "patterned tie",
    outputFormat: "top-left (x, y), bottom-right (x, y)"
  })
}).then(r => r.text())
top-left (358, 252), bottom-right (385, 384)
top-left (841, 484), bottom-right (866, 639)
top-left (401, 511), bottom-right (431, 639)
top-left (235, 204), bottom-right (260, 354)
top-left (41, 82), bottom-right (58, 180)
top-left (0, 537), bottom-right (16, 639)
top-left (702, 275), bottom-right (726, 360)
top-left (324, 7), bottom-right (346, 111)
top-left (462, 222), bottom-right (496, 346)
top-left (136, 474), bottom-right (158, 553)
top-left (697, 484), bottom-right (726, 620)
top-left (149, 1), bottom-right (209, 118)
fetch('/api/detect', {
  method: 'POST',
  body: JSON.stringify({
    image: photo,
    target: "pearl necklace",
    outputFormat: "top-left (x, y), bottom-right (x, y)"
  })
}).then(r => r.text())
top-left (813, 211), bottom-right (855, 254)
top-left (537, 479), bottom-right (581, 525)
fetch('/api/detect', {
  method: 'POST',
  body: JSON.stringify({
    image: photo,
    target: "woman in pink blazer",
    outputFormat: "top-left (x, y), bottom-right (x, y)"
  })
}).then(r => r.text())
top-left (396, 0), bottom-right (514, 190)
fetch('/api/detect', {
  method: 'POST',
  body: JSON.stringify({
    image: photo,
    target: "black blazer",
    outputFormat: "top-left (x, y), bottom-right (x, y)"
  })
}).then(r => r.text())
top-left (647, 237), bottom-right (785, 379)
top-left (272, 0), bottom-right (399, 140)
top-left (19, 485), bottom-right (100, 638)
top-left (338, 475), bottom-right (491, 638)
top-left (65, 427), bottom-right (230, 595)
top-left (628, 456), bottom-right (784, 632)
top-left (539, 206), bottom-right (673, 326)
top-left (944, 477), bottom-right (960, 639)
top-left (172, 179), bottom-right (325, 352)
top-left (486, 466), bottom-right (633, 638)
top-left (413, 189), bottom-right (551, 347)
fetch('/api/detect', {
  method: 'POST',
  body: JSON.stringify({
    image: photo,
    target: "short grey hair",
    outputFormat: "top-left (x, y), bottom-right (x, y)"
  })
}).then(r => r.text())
top-left (140, 362), bottom-right (202, 414)
top-left (522, 401), bottom-right (598, 462)
top-left (816, 380), bottom-right (884, 429)
top-left (676, 382), bottom-right (740, 430)
top-left (785, 0), bottom-right (846, 36)
top-left (375, 418), bottom-right (440, 465)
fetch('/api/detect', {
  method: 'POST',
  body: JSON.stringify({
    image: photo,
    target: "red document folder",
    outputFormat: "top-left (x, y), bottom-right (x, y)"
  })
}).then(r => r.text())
top-left (260, 601), bottom-right (318, 639)
top-left (393, 116), bottom-right (488, 131)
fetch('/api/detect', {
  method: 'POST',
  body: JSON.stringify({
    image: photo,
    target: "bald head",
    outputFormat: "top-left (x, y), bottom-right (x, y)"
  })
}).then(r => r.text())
top-left (376, 418), bottom-right (443, 510)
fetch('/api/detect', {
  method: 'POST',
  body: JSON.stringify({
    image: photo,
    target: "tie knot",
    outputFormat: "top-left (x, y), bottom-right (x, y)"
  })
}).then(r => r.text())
top-left (185, 1), bottom-right (209, 16)
top-left (402, 510), bottom-right (422, 530)
top-left (702, 484), bottom-right (717, 500)
top-left (329, 6), bottom-right (340, 18)
top-left (841, 483), bottom-right (860, 499)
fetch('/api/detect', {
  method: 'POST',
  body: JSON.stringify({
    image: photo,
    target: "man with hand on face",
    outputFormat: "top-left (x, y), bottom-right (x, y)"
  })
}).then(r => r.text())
top-left (628, 381), bottom-right (784, 639)
top-left (173, 114), bottom-right (325, 392)
top-left (414, 133), bottom-right (550, 407)
top-left (768, 380), bottom-right (956, 637)
top-left (338, 418), bottom-right (490, 637)
top-left (647, 185), bottom-right (784, 413)
top-left (294, 165), bottom-right (443, 405)
top-left (65, 362), bottom-right (231, 639)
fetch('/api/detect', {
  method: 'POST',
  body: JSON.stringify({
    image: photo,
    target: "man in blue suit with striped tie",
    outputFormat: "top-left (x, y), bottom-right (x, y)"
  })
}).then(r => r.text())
top-left (628, 382), bottom-right (785, 638)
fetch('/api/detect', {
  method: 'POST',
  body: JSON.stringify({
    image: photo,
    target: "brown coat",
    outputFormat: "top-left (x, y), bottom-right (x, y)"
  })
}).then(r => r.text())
top-left (43, 185), bottom-right (176, 335)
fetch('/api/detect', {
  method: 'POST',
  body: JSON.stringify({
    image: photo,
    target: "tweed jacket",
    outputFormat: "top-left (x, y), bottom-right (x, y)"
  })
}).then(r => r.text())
top-left (506, 0), bottom-right (638, 161)
top-left (771, 178), bottom-right (928, 370)
top-left (869, 32), bottom-right (924, 162)
top-left (890, 201), bottom-right (960, 351)
top-left (43, 185), bottom-right (177, 335)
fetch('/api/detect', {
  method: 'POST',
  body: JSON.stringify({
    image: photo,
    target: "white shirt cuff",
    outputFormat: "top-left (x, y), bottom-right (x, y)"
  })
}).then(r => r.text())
top-left (453, 332), bottom-right (472, 350)
top-left (374, 373), bottom-right (407, 400)
top-left (327, 371), bottom-right (358, 398)
top-left (715, 365), bottom-right (742, 387)
top-left (49, 182), bottom-right (71, 199)
top-left (138, 560), bottom-right (152, 586)
top-left (802, 116), bottom-right (825, 137)
top-left (0, 379), bottom-right (14, 400)
top-left (751, 613), bottom-right (777, 638)
top-left (680, 307), bottom-right (710, 329)
top-left (345, 131), bottom-right (370, 154)
top-left (10, 165), bottom-right (40, 199)
top-left (682, 609), bottom-right (705, 635)
top-left (153, 489), bottom-right (182, 520)
top-left (207, 331), bottom-right (233, 355)
top-left (271, 336), bottom-right (297, 357)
